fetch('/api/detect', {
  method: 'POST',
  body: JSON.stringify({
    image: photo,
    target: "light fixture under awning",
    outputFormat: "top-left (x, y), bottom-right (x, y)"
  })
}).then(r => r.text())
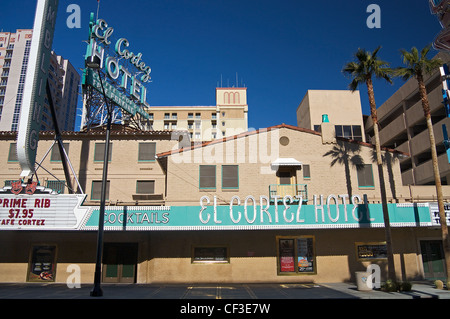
top-left (270, 158), bottom-right (303, 170)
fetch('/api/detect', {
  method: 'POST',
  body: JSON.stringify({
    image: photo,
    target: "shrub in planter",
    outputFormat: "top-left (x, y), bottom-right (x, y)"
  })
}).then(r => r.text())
top-left (435, 280), bottom-right (444, 290)
top-left (399, 281), bottom-right (412, 292)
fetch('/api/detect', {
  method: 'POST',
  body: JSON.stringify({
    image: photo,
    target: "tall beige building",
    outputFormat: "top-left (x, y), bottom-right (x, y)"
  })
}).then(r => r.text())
top-left (0, 29), bottom-right (80, 132)
top-left (364, 51), bottom-right (450, 186)
top-left (147, 87), bottom-right (248, 141)
top-left (297, 90), bottom-right (366, 142)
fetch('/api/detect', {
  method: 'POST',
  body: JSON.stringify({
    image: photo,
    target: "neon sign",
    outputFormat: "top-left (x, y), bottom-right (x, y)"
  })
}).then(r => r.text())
top-left (83, 14), bottom-right (151, 118)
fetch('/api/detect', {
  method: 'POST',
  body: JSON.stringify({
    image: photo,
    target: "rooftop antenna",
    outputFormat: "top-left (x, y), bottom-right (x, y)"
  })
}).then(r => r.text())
top-left (96, 0), bottom-right (100, 21)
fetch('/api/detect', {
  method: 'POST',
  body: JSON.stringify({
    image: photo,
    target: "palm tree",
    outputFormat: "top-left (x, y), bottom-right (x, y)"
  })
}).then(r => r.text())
top-left (395, 45), bottom-right (450, 283)
top-left (343, 46), bottom-right (397, 281)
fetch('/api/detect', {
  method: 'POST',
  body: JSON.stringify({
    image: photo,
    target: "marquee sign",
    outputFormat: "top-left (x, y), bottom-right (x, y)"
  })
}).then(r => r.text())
top-left (0, 191), bottom-right (436, 231)
top-left (0, 194), bottom-right (88, 230)
top-left (80, 196), bottom-right (434, 231)
top-left (82, 14), bottom-right (150, 119)
top-left (16, 0), bottom-right (59, 177)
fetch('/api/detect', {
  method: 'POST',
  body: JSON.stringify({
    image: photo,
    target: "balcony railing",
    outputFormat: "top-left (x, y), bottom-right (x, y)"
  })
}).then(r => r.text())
top-left (269, 184), bottom-right (308, 202)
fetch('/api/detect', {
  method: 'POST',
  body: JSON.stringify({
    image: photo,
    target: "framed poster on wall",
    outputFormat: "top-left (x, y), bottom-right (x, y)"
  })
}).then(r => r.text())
top-left (355, 242), bottom-right (387, 261)
top-left (27, 244), bottom-right (57, 282)
top-left (277, 236), bottom-right (316, 275)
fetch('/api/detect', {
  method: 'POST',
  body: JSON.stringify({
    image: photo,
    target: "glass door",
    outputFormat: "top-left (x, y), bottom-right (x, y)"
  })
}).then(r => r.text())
top-left (102, 243), bottom-right (138, 283)
top-left (420, 240), bottom-right (446, 281)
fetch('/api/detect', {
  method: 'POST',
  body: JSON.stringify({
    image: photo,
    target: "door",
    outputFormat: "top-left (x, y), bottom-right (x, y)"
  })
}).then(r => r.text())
top-left (276, 168), bottom-right (297, 198)
top-left (420, 240), bottom-right (446, 281)
top-left (102, 243), bottom-right (138, 283)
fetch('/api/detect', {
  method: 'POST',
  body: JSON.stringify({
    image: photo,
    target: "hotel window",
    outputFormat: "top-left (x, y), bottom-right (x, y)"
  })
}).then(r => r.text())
top-left (302, 164), bottom-right (311, 179)
top-left (164, 113), bottom-right (170, 119)
top-left (195, 132), bottom-right (201, 139)
top-left (8, 143), bottom-right (18, 162)
top-left (277, 236), bottom-right (316, 275)
top-left (335, 125), bottom-right (363, 141)
top-left (222, 165), bottom-right (239, 189)
top-left (94, 143), bottom-right (112, 162)
top-left (50, 143), bottom-right (69, 162)
top-left (357, 164), bottom-right (375, 188)
top-left (172, 113), bottom-right (177, 120)
top-left (136, 180), bottom-right (155, 194)
top-left (199, 165), bottom-right (216, 189)
top-left (212, 113), bottom-right (217, 119)
top-left (91, 180), bottom-right (110, 200)
top-left (149, 113), bottom-right (154, 120)
top-left (195, 122), bottom-right (201, 129)
top-left (188, 113), bottom-right (193, 119)
top-left (46, 180), bottom-right (65, 194)
top-left (195, 113), bottom-right (201, 119)
top-left (138, 142), bottom-right (156, 162)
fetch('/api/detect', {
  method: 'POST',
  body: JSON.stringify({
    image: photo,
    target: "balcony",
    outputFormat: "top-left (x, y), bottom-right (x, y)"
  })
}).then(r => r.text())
top-left (269, 184), bottom-right (308, 202)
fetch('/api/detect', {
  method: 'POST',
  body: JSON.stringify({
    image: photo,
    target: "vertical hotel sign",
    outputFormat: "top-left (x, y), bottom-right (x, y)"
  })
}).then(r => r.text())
top-left (16, 0), bottom-right (59, 177)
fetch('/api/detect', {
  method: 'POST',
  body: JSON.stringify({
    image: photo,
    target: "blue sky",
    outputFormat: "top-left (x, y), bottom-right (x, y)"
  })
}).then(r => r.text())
top-left (0, 0), bottom-right (444, 131)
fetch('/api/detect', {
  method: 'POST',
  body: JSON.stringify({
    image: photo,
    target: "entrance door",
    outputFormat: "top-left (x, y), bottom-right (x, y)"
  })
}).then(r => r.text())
top-left (102, 243), bottom-right (138, 283)
top-left (420, 240), bottom-right (446, 281)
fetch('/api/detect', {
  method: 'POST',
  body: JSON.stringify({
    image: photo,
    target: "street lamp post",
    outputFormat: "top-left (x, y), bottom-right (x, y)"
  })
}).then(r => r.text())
top-left (86, 56), bottom-right (112, 297)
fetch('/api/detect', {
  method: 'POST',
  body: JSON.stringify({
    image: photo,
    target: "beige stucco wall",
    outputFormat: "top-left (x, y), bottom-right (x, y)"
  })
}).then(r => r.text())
top-left (164, 126), bottom-right (408, 206)
top-left (0, 227), bottom-right (440, 284)
top-left (297, 90), bottom-right (365, 142)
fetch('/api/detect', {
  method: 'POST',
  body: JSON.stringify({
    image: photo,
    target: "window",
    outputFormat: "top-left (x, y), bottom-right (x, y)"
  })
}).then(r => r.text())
top-left (199, 165), bottom-right (216, 189)
top-left (91, 180), bottom-right (110, 200)
top-left (192, 246), bottom-right (229, 264)
top-left (222, 165), bottom-right (238, 189)
top-left (8, 143), bottom-right (17, 162)
top-left (171, 113), bottom-right (177, 120)
top-left (46, 180), bottom-right (65, 194)
top-left (357, 164), bottom-right (375, 188)
top-left (335, 125), bottom-right (363, 141)
top-left (136, 180), bottom-right (155, 194)
top-left (277, 236), bottom-right (315, 275)
top-left (355, 242), bottom-right (387, 261)
top-left (138, 143), bottom-right (156, 161)
top-left (212, 113), bottom-right (217, 119)
top-left (195, 113), bottom-right (201, 119)
top-left (164, 113), bottom-right (170, 119)
top-left (50, 143), bottom-right (69, 162)
top-left (188, 113), bottom-right (193, 119)
top-left (302, 164), bottom-right (311, 179)
top-left (94, 143), bottom-right (112, 162)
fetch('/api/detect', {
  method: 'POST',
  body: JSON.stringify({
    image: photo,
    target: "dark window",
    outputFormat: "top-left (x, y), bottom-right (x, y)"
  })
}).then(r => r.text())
top-left (91, 180), bottom-right (110, 200)
top-left (46, 180), bottom-right (65, 194)
top-left (199, 165), bottom-right (216, 188)
top-left (136, 180), bottom-right (155, 194)
top-left (303, 164), bottom-right (311, 178)
top-left (8, 143), bottom-right (17, 162)
top-left (50, 143), bottom-right (69, 162)
top-left (192, 246), bottom-right (229, 264)
top-left (138, 143), bottom-right (156, 161)
top-left (222, 165), bottom-right (239, 189)
top-left (357, 164), bottom-right (375, 187)
top-left (279, 171), bottom-right (291, 185)
top-left (94, 143), bottom-right (112, 162)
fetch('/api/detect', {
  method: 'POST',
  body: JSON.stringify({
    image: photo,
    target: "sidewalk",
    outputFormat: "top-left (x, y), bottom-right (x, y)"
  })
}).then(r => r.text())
top-left (0, 281), bottom-right (448, 299)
